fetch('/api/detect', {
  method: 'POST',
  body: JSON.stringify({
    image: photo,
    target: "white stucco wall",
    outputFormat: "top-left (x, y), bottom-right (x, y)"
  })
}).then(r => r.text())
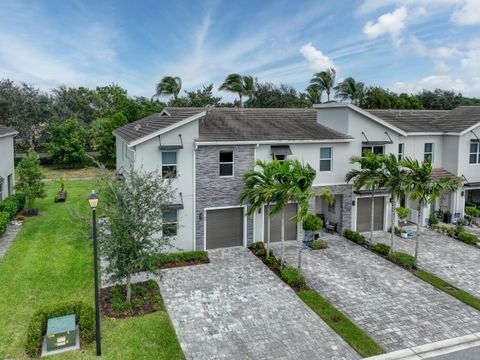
top-left (0, 135), bottom-right (15, 200)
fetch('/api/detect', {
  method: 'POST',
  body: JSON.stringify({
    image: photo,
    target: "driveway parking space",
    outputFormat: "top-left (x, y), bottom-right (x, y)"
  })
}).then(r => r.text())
top-left (370, 229), bottom-right (480, 297)
top-left (272, 235), bottom-right (480, 352)
top-left (158, 247), bottom-right (360, 360)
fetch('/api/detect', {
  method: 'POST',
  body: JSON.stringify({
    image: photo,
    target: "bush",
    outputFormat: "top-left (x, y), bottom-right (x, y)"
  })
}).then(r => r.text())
top-left (396, 207), bottom-right (409, 220)
top-left (303, 214), bottom-right (323, 231)
top-left (152, 250), bottom-right (209, 267)
top-left (388, 252), bottom-right (415, 269)
top-left (343, 229), bottom-right (366, 245)
top-left (0, 192), bottom-right (26, 220)
top-left (280, 267), bottom-right (306, 288)
top-left (26, 301), bottom-right (94, 357)
top-left (248, 242), bottom-right (265, 251)
top-left (309, 240), bottom-right (329, 250)
top-left (265, 255), bottom-right (280, 269)
top-left (372, 243), bottom-right (390, 256)
top-left (0, 211), bottom-right (9, 235)
top-left (466, 206), bottom-right (480, 218)
top-left (457, 231), bottom-right (479, 245)
top-left (428, 213), bottom-right (438, 225)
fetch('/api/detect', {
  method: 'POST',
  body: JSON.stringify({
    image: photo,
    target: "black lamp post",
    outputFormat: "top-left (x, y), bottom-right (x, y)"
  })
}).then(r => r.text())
top-left (87, 191), bottom-right (101, 356)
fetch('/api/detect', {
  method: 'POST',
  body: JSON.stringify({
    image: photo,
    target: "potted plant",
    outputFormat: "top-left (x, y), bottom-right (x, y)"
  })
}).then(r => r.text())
top-left (54, 176), bottom-right (67, 203)
top-left (396, 207), bottom-right (409, 238)
top-left (303, 214), bottom-right (323, 246)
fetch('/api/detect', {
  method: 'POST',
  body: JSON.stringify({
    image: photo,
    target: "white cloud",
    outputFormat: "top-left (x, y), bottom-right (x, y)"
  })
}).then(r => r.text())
top-left (363, 6), bottom-right (407, 45)
top-left (299, 43), bottom-right (335, 72)
top-left (392, 75), bottom-right (468, 94)
top-left (451, 0), bottom-right (480, 25)
top-left (411, 37), bottom-right (458, 59)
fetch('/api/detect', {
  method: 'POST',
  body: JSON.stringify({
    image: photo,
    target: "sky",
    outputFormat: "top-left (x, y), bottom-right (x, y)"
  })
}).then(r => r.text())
top-left (0, 0), bottom-right (480, 100)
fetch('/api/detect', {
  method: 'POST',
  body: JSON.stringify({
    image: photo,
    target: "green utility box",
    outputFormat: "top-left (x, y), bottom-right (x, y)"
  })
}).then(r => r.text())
top-left (46, 314), bottom-right (76, 352)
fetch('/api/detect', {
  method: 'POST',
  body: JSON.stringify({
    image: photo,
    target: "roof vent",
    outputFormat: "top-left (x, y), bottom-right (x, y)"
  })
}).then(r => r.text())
top-left (134, 124), bottom-right (142, 131)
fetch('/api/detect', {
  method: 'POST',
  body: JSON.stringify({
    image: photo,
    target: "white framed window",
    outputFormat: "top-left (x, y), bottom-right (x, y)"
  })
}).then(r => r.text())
top-left (424, 143), bottom-right (434, 162)
top-left (162, 208), bottom-right (178, 236)
top-left (398, 143), bottom-right (404, 161)
top-left (162, 152), bottom-right (177, 178)
top-left (320, 147), bottom-right (332, 172)
top-left (362, 145), bottom-right (384, 157)
top-left (470, 142), bottom-right (480, 164)
top-left (219, 150), bottom-right (234, 177)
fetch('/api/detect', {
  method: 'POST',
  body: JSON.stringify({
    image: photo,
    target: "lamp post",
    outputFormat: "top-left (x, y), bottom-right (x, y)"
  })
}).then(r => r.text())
top-left (87, 191), bottom-right (101, 356)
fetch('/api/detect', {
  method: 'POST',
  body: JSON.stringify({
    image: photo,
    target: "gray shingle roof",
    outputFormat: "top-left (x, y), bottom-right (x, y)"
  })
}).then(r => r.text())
top-left (0, 125), bottom-right (17, 137)
top-left (198, 108), bottom-right (351, 142)
top-left (431, 106), bottom-right (480, 132)
top-left (431, 168), bottom-right (458, 180)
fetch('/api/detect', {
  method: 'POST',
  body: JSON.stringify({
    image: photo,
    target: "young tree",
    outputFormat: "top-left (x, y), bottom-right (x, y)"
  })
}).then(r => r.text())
top-left (46, 118), bottom-right (87, 167)
top-left (402, 158), bottom-right (460, 265)
top-left (99, 169), bottom-right (177, 304)
top-left (15, 148), bottom-right (46, 211)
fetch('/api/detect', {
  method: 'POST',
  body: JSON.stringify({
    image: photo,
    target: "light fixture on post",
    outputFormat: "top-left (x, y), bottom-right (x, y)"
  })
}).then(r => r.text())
top-left (87, 191), bottom-right (101, 356)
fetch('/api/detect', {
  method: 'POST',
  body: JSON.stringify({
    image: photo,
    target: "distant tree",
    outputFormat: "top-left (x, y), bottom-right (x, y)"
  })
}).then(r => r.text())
top-left (15, 148), bottom-right (46, 211)
top-left (360, 87), bottom-right (423, 109)
top-left (132, 96), bottom-right (165, 118)
top-left (306, 83), bottom-right (323, 104)
top-left (155, 76), bottom-right (182, 100)
top-left (96, 112), bottom-right (128, 166)
top-left (52, 86), bottom-right (100, 125)
top-left (169, 84), bottom-right (222, 107)
top-left (309, 68), bottom-right (336, 102)
top-left (415, 89), bottom-right (464, 110)
top-left (219, 74), bottom-right (256, 107)
top-left (334, 77), bottom-right (365, 105)
top-left (46, 119), bottom-right (87, 167)
top-left (99, 169), bottom-right (177, 304)
top-left (248, 83), bottom-right (310, 108)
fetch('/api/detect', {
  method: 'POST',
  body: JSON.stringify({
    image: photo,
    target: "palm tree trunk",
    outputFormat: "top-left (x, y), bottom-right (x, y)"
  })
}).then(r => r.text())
top-left (297, 221), bottom-right (303, 271)
top-left (239, 93), bottom-right (243, 108)
top-left (414, 204), bottom-right (423, 267)
top-left (266, 204), bottom-right (271, 257)
top-left (281, 208), bottom-right (285, 269)
top-left (126, 274), bottom-right (131, 304)
top-left (390, 197), bottom-right (396, 252)
top-left (370, 190), bottom-right (375, 245)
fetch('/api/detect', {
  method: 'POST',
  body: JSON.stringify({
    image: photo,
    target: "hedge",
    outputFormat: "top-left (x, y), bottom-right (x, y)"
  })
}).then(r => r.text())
top-left (0, 211), bottom-right (9, 235)
top-left (457, 231), bottom-right (479, 245)
top-left (0, 192), bottom-right (26, 220)
top-left (388, 252), bottom-right (415, 270)
top-left (372, 242), bottom-right (390, 256)
top-left (151, 250), bottom-right (209, 267)
top-left (343, 229), bottom-right (366, 245)
top-left (26, 301), bottom-right (95, 357)
top-left (466, 206), bottom-right (480, 218)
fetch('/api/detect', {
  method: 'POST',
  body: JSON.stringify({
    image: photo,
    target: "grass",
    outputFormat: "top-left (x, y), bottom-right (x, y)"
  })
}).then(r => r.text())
top-left (16, 165), bottom-right (114, 180)
top-left (414, 270), bottom-right (480, 311)
top-left (0, 180), bottom-right (183, 359)
top-left (298, 290), bottom-right (385, 358)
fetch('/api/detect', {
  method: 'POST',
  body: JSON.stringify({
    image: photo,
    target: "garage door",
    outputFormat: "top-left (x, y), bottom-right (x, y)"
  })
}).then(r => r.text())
top-left (356, 197), bottom-right (384, 233)
top-left (206, 207), bottom-right (244, 249)
top-left (264, 204), bottom-right (298, 242)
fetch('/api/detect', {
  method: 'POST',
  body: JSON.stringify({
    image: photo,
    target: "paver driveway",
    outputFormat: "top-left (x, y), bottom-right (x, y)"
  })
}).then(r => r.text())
top-left (159, 247), bottom-right (360, 360)
top-left (370, 229), bottom-right (480, 297)
top-left (272, 235), bottom-right (480, 352)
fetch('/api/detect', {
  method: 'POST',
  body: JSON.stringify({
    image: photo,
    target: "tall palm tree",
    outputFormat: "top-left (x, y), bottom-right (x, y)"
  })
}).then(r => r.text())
top-left (240, 160), bottom-right (277, 257)
top-left (334, 77), bottom-right (365, 105)
top-left (345, 151), bottom-right (384, 244)
top-left (306, 83), bottom-right (323, 104)
top-left (310, 68), bottom-right (336, 102)
top-left (380, 154), bottom-right (408, 252)
top-left (155, 76), bottom-right (182, 100)
top-left (402, 158), bottom-right (460, 266)
top-left (218, 74), bottom-right (256, 107)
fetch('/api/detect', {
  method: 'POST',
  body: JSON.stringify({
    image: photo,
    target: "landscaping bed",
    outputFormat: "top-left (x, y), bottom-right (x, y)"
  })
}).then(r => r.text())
top-left (100, 280), bottom-right (163, 319)
top-left (151, 250), bottom-right (209, 270)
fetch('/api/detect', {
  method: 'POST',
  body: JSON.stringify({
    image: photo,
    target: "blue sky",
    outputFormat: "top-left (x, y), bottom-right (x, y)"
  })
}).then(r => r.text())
top-left (1, 0), bottom-right (480, 100)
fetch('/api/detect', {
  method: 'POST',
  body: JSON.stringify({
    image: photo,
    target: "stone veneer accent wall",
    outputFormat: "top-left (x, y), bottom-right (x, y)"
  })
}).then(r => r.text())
top-left (312, 184), bottom-right (353, 234)
top-left (195, 145), bottom-right (255, 249)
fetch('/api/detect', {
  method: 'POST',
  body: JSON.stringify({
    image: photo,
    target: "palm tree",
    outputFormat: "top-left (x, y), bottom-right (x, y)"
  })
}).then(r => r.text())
top-left (402, 158), bottom-right (460, 266)
top-left (310, 68), bottom-right (336, 102)
top-left (218, 74), bottom-right (256, 107)
top-left (306, 83), bottom-right (323, 104)
top-left (334, 77), bottom-right (365, 105)
top-left (240, 160), bottom-right (277, 257)
top-left (155, 76), bottom-right (182, 100)
top-left (379, 154), bottom-right (408, 252)
top-left (345, 151), bottom-right (384, 244)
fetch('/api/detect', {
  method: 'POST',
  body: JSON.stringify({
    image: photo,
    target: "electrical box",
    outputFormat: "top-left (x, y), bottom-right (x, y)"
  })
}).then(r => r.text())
top-left (46, 314), bottom-right (76, 352)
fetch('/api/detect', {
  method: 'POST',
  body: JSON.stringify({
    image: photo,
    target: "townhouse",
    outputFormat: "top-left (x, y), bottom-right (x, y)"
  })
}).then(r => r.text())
top-left (0, 125), bottom-right (17, 201)
top-left (113, 104), bottom-right (480, 251)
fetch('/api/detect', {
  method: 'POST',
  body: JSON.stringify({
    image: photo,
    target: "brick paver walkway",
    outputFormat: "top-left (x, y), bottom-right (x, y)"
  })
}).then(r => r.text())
top-left (0, 223), bottom-right (22, 261)
top-left (158, 247), bottom-right (359, 360)
top-left (370, 229), bottom-right (480, 297)
top-left (273, 235), bottom-right (480, 352)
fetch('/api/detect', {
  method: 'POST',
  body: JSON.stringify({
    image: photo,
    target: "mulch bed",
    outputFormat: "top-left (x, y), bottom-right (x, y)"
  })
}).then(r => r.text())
top-left (157, 258), bottom-right (210, 270)
top-left (100, 280), bottom-right (164, 319)
top-left (20, 209), bottom-right (40, 217)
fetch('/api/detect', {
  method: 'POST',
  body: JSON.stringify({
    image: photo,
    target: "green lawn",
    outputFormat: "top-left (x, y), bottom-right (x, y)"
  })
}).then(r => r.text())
top-left (0, 180), bottom-right (183, 359)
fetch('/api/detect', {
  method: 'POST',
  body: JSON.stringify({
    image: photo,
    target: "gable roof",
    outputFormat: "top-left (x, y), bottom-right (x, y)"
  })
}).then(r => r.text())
top-left (366, 110), bottom-right (449, 133)
top-left (432, 106), bottom-right (480, 134)
top-left (0, 125), bottom-right (18, 138)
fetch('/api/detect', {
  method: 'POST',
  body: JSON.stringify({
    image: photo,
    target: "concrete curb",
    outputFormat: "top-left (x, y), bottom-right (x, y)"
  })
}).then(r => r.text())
top-left (365, 332), bottom-right (480, 359)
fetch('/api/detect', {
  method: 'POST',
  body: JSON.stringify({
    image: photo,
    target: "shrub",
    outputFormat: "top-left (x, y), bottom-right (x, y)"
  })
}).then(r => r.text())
top-left (428, 213), bottom-right (438, 225)
top-left (0, 211), bottom-right (9, 235)
top-left (372, 243), bottom-right (390, 256)
top-left (388, 252), bottom-right (415, 269)
top-left (431, 223), bottom-right (440, 230)
top-left (26, 301), bottom-right (94, 357)
top-left (265, 255), bottom-right (280, 269)
top-left (0, 193), bottom-right (25, 220)
top-left (280, 267), bottom-right (306, 288)
top-left (343, 229), bottom-right (366, 245)
top-left (396, 207), bottom-right (409, 221)
top-left (466, 206), bottom-right (480, 218)
top-left (457, 231), bottom-right (479, 245)
top-left (152, 250), bottom-right (209, 267)
top-left (440, 225), bottom-right (449, 233)
top-left (309, 240), bottom-right (328, 250)
top-left (303, 214), bottom-right (323, 231)
top-left (248, 242), bottom-right (265, 251)
top-left (446, 227), bottom-right (455, 237)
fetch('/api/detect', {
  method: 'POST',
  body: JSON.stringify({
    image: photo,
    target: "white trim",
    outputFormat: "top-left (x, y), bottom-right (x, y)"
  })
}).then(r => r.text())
top-left (312, 182), bottom-right (349, 187)
top-left (192, 145), bottom-right (196, 251)
top-left (0, 131), bottom-right (18, 139)
top-left (123, 111), bottom-right (206, 147)
top-left (424, 142), bottom-right (434, 162)
top-left (408, 132), bottom-right (460, 136)
top-left (203, 205), bottom-right (248, 250)
top-left (460, 122), bottom-right (480, 136)
top-left (314, 103), bottom-right (408, 136)
top-left (196, 138), bottom-right (354, 146)
top-left (319, 146), bottom-right (333, 172)
top-left (261, 204), bottom-right (265, 242)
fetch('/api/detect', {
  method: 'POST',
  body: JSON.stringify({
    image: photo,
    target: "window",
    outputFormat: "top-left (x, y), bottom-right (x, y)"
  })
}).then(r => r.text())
top-left (162, 208), bottom-right (178, 236)
top-left (320, 147), bottom-right (332, 172)
top-left (398, 143), bottom-right (404, 161)
top-left (362, 145), bottom-right (384, 157)
top-left (273, 154), bottom-right (286, 163)
top-left (219, 150), bottom-right (234, 177)
top-left (424, 143), bottom-right (434, 162)
top-left (162, 152), bottom-right (177, 178)
top-left (470, 143), bottom-right (480, 164)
